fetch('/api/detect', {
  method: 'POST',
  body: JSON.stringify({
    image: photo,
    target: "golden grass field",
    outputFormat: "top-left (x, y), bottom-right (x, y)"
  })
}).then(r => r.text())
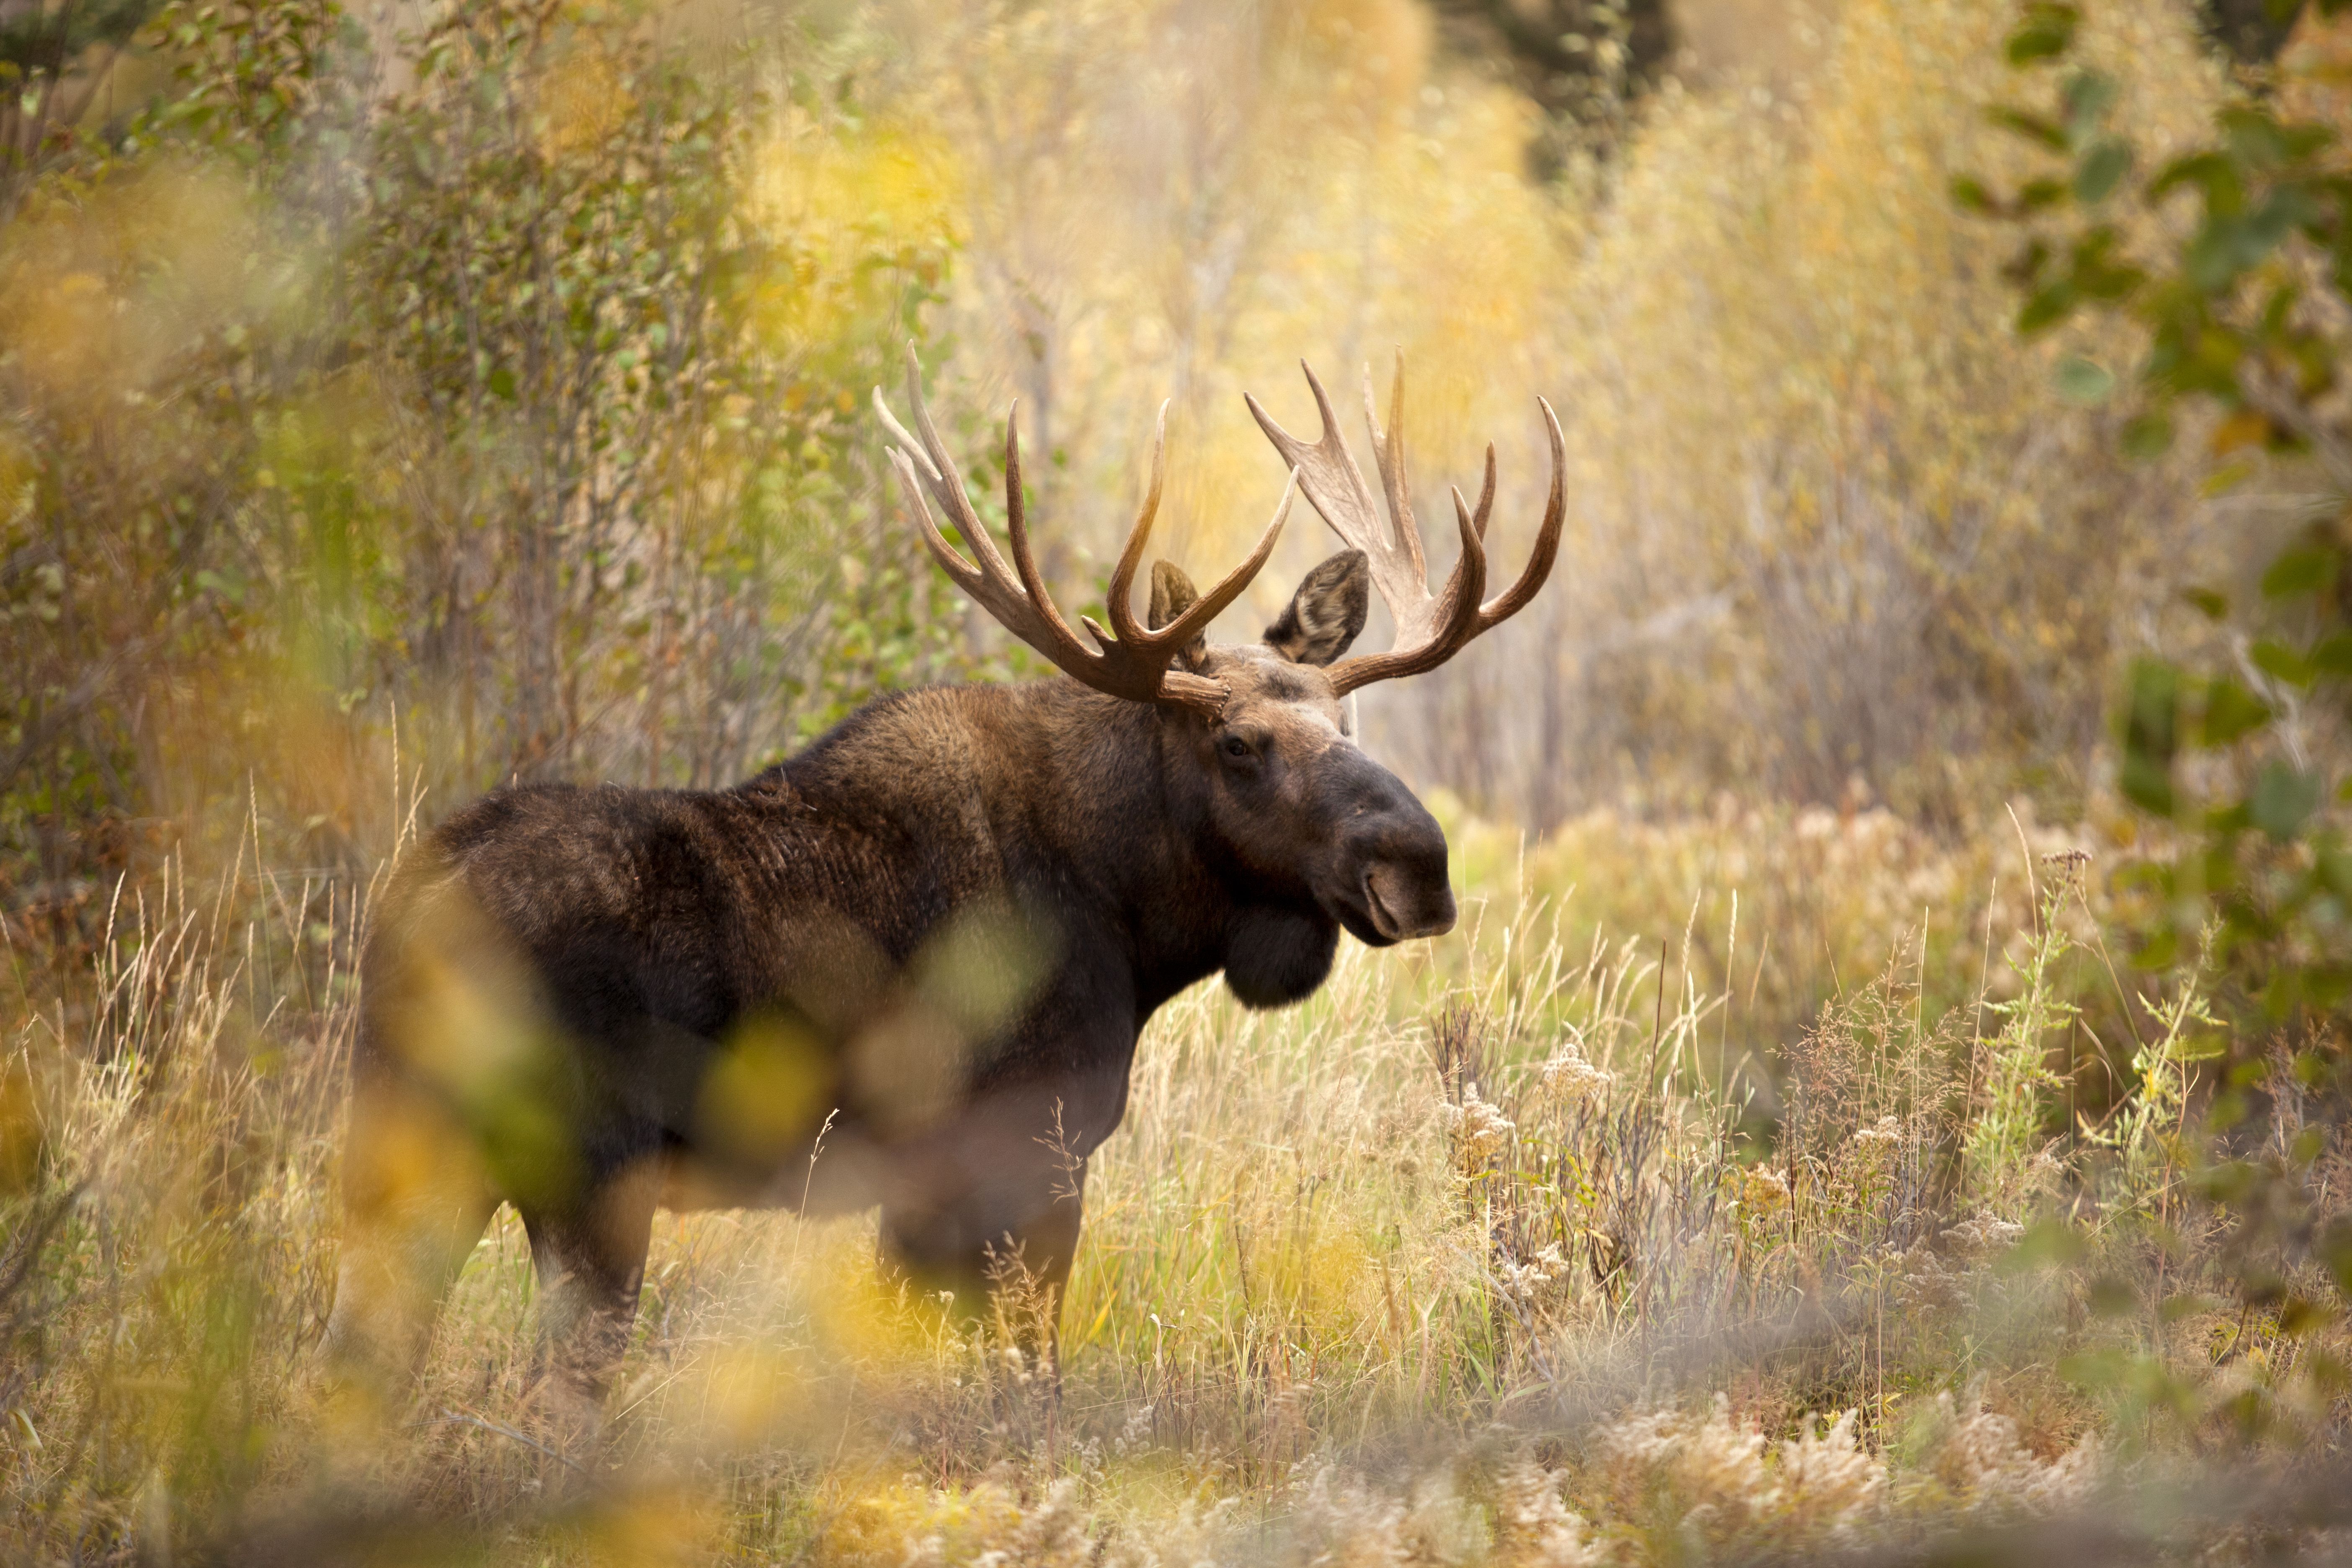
top-left (8, 792), bottom-right (2323, 1566)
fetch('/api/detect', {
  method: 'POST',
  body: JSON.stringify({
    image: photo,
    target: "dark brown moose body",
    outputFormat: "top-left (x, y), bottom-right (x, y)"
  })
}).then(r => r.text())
top-left (324, 354), bottom-right (1565, 1440)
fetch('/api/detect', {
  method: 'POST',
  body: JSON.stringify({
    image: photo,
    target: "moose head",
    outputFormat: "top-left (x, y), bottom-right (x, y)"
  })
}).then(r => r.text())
top-left (875, 353), bottom-right (1565, 1004)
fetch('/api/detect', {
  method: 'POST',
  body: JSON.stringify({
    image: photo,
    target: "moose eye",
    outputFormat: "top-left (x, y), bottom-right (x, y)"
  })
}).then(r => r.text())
top-left (1222, 736), bottom-right (1252, 761)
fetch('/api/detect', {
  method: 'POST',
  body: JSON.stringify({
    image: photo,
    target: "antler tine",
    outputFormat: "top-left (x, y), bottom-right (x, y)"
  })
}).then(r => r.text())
top-left (1363, 356), bottom-right (1426, 584)
top-left (882, 444), bottom-right (980, 593)
top-left (1247, 355), bottom-right (1567, 697)
top-left (998, 412), bottom-right (1101, 670)
top-left (877, 360), bottom-right (1065, 670)
top-left (1101, 403), bottom-right (1168, 649)
top-left (1469, 397), bottom-right (1565, 633)
top-left (1468, 445), bottom-right (1497, 542)
top-left (878, 354), bottom-right (1287, 717)
top-left (876, 368), bottom-right (1020, 619)
top-left (894, 350), bottom-right (1030, 603)
top-left (1249, 356), bottom-right (1452, 651)
top-left (1323, 496), bottom-right (1488, 696)
top-left (1245, 362), bottom-right (1390, 561)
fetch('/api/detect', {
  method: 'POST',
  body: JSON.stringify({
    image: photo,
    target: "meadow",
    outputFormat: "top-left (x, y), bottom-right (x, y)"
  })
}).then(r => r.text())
top-left (6, 0), bottom-right (2352, 1561)
top-left (5, 790), bottom-right (2324, 1564)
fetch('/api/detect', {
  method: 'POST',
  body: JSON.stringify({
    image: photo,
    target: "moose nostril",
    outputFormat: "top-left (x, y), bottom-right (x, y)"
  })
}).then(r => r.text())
top-left (1364, 861), bottom-right (1453, 941)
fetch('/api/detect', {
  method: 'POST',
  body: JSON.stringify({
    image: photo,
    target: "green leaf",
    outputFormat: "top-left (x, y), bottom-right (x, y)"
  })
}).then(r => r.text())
top-left (2153, 151), bottom-right (2242, 214)
top-left (2062, 69), bottom-right (2119, 134)
top-left (2122, 412), bottom-right (2175, 458)
top-left (1987, 105), bottom-right (2068, 152)
top-left (1949, 174), bottom-right (1997, 214)
top-left (487, 365), bottom-right (518, 401)
top-left (2183, 586), bottom-right (2229, 620)
top-left (2194, 1157), bottom-right (2262, 1204)
top-left (2122, 658), bottom-right (2181, 815)
top-left (2320, 1219), bottom-right (2352, 1302)
top-left (2312, 630), bottom-right (2352, 676)
top-left (2087, 1275), bottom-right (2138, 1316)
top-left (2018, 177), bottom-right (2069, 213)
top-left (2251, 637), bottom-right (2317, 689)
top-left (2182, 1032), bottom-right (2230, 1062)
top-left (2054, 355), bottom-right (2113, 403)
top-left (2221, 106), bottom-right (2299, 170)
top-left (2262, 543), bottom-right (2339, 598)
top-left (2006, 3), bottom-right (2080, 66)
top-left (2074, 139), bottom-right (2133, 204)
top-left (2017, 281), bottom-right (2078, 334)
top-left (2200, 677), bottom-right (2272, 746)
top-left (2250, 763), bottom-right (2323, 841)
top-left (2201, 459), bottom-right (2256, 497)
top-left (2057, 1347), bottom-right (2131, 1390)
top-left (2005, 1216), bottom-right (2088, 1271)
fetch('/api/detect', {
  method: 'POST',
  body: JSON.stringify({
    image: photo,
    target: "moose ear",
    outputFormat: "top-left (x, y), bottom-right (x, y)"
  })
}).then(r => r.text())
top-left (1148, 560), bottom-right (1210, 671)
top-left (1264, 550), bottom-right (1369, 667)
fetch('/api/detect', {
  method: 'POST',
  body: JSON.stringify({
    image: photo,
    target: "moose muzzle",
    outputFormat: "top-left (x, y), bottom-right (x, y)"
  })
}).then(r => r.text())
top-left (1324, 753), bottom-right (1455, 946)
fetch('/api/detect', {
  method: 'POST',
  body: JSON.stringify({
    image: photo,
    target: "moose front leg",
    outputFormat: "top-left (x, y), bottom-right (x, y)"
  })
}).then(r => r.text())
top-left (877, 1081), bottom-right (1108, 1362)
top-left (880, 1159), bottom-right (1088, 1354)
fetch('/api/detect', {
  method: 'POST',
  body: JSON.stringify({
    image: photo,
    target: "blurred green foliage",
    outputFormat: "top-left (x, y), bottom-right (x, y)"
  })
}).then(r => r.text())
top-left (1968, 0), bottom-right (2352, 1021)
top-left (0, 0), bottom-right (1001, 938)
top-left (1969, 0), bottom-right (2352, 1447)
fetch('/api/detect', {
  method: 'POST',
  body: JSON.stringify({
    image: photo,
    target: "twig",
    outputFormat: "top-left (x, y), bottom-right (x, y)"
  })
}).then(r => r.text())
top-left (1643, 936), bottom-right (1668, 1088)
top-left (412, 1406), bottom-right (587, 1474)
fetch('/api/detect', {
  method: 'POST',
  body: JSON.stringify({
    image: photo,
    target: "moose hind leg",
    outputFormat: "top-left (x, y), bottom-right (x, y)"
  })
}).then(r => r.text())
top-left (518, 1157), bottom-right (660, 1459)
top-left (321, 1081), bottom-right (498, 1410)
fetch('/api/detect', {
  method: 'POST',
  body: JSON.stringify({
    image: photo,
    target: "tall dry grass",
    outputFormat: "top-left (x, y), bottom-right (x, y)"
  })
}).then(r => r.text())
top-left (3, 797), bottom-right (2330, 1565)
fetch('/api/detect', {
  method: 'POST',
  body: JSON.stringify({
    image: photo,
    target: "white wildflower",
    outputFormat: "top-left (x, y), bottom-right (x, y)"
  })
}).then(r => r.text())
top-left (1921, 1391), bottom-right (2101, 1515)
top-left (1741, 1165), bottom-right (1791, 1212)
top-left (1776, 1409), bottom-right (1883, 1537)
top-left (1288, 1465), bottom-right (1409, 1568)
top-left (1599, 1405), bottom-right (1686, 1468)
top-left (1601, 1398), bottom-right (1888, 1545)
top-left (1540, 1039), bottom-right (1613, 1105)
top-left (1894, 1246), bottom-right (1968, 1313)
top-left (1602, 1396), bottom-right (1773, 1534)
top-left (1849, 1115), bottom-right (1903, 1156)
top-left (1439, 1083), bottom-right (1515, 1171)
top-left (1492, 1457), bottom-right (1602, 1567)
top-left (2019, 1433), bottom-right (2102, 1510)
top-left (903, 1479), bottom-right (1094, 1568)
top-left (1673, 1397), bottom-right (1773, 1531)
top-left (1111, 1402), bottom-right (1155, 1458)
top-left (1494, 1244), bottom-right (1574, 1309)
top-left (1939, 1216), bottom-right (2023, 1258)
top-left (1287, 1469), bottom-right (1481, 1568)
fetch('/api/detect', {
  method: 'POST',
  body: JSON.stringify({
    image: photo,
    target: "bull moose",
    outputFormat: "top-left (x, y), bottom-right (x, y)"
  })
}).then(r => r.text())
top-left (322, 353), bottom-right (1565, 1430)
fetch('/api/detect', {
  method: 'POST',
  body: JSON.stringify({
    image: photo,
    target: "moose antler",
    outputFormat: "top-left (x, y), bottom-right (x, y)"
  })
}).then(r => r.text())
top-left (1244, 355), bottom-right (1565, 696)
top-left (876, 349), bottom-right (1296, 718)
